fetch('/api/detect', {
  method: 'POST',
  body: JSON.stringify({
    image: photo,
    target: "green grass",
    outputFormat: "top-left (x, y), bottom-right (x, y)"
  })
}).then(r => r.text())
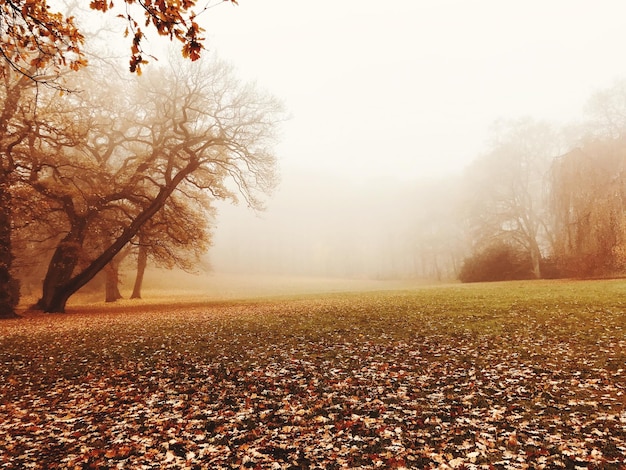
top-left (3, 278), bottom-right (626, 382)
top-left (1, 278), bottom-right (626, 469)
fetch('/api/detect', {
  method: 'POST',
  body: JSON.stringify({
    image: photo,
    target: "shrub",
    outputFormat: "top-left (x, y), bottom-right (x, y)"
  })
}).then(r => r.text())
top-left (458, 243), bottom-right (533, 283)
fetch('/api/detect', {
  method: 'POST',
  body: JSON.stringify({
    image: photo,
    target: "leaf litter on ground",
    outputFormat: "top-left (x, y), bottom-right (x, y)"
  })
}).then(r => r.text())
top-left (1, 279), bottom-right (626, 469)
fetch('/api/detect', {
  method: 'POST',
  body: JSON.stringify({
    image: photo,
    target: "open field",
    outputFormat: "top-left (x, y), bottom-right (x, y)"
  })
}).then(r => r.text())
top-left (1, 279), bottom-right (626, 469)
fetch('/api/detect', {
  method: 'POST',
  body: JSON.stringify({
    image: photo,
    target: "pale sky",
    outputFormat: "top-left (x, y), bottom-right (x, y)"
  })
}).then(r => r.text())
top-left (200, 0), bottom-right (626, 181)
top-left (194, 1), bottom-right (626, 274)
top-left (168, 1), bottom-right (626, 275)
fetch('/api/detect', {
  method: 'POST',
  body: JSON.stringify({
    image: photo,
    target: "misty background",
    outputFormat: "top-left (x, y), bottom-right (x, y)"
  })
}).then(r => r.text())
top-left (12, 0), bottom-right (626, 305)
top-left (201, 1), bottom-right (626, 280)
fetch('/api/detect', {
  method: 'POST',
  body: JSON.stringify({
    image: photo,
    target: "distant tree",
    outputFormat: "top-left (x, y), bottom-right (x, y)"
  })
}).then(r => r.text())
top-left (0, 0), bottom-right (237, 81)
top-left (409, 180), bottom-right (467, 281)
top-left (583, 79), bottom-right (626, 139)
top-left (463, 118), bottom-right (559, 279)
top-left (104, 257), bottom-right (125, 303)
top-left (550, 139), bottom-right (626, 276)
top-left (16, 56), bottom-right (280, 313)
top-left (130, 243), bottom-right (148, 300)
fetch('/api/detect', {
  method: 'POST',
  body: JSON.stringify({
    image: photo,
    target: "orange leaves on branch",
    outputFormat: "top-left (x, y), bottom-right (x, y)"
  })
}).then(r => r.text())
top-left (89, 0), bottom-right (110, 12)
top-left (129, 54), bottom-right (148, 75)
top-left (87, 0), bottom-right (230, 72)
top-left (181, 21), bottom-right (204, 61)
top-left (1, 0), bottom-right (86, 77)
top-left (131, 30), bottom-right (142, 55)
top-left (182, 40), bottom-right (202, 61)
top-left (1, 0), bottom-right (238, 80)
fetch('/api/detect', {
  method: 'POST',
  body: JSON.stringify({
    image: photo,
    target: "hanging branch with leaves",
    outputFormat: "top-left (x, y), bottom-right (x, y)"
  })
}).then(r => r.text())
top-left (0, 0), bottom-right (238, 79)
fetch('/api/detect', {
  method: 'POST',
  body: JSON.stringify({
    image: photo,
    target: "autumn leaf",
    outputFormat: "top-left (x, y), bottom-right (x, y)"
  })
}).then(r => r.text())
top-left (1, 282), bottom-right (626, 468)
top-left (2, 0), bottom-right (231, 79)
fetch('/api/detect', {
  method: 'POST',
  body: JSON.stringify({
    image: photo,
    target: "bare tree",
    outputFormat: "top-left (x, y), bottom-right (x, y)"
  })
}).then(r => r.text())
top-left (583, 79), bottom-right (626, 140)
top-left (462, 118), bottom-right (560, 279)
top-left (16, 55), bottom-right (280, 312)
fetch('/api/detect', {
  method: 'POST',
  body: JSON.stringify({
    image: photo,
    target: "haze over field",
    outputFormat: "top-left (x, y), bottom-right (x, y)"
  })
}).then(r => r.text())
top-left (6, 1), bottom-right (626, 310)
top-left (199, 0), bottom-right (626, 280)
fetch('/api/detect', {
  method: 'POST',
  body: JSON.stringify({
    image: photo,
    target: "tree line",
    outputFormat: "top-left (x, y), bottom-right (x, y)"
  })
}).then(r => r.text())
top-left (206, 82), bottom-right (626, 284)
top-left (410, 82), bottom-right (626, 283)
top-left (270, 82), bottom-right (626, 284)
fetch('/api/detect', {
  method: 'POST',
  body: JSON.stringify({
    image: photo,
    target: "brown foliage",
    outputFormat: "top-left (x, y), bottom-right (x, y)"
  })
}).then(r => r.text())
top-left (1, 285), bottom-right (625, 467)
top-left (0, 0), bottom-right (86, 78)
top-left (0, 0), bottom-right (237, 79)
top-left (12, 56), bottom-right (280, 312)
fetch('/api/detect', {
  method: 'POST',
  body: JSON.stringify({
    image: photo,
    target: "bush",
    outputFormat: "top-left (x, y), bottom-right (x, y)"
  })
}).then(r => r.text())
top-left (458, 243), bottom-right (533, 283)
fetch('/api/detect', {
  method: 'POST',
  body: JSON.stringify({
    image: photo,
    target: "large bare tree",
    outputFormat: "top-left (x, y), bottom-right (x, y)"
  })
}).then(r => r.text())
top-left (0, 0), bottom-right (240, 317)
top-left (15, 56), bottom-right (280, 312)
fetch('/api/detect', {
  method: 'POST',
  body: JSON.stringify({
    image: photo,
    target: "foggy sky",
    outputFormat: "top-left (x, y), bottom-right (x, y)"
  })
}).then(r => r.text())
top-left (203, 0), bottom-right (626, 180)
top-left (200, 1), bottom-right (626, 276)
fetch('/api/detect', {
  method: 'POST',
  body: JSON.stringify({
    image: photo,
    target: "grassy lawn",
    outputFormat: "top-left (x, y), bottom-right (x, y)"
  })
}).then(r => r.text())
top-left (1, 279), bottom-right (625, 469)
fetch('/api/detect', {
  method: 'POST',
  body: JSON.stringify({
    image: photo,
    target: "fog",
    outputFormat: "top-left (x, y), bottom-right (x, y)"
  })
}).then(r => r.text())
top-left (212, 171), bottom-right (421, 278)
top-left (202, 1), bottom-right (626, 281)
top-left (210, 170), bottom-right (463, 280)
top-left (11, 1), bottom-right (626, 308)
top-left (202, 0), bottom-right (626, 179)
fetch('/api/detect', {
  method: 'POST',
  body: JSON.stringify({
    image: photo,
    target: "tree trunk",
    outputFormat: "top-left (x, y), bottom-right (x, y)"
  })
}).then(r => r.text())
top-left (0, 178), bottom-right (19, 319)
top-left (35, 223), bottom-right (86, 312)
top-left (130, 244), bottom-right (147, 299)
top-left (38, 159), bottom-right (199, 312)
top-left (529, 241), bottom-right (542, 279)
top-left (0, 73), bottom-right (31, 319)
top-left (105, 262), bottom-right (123, 302)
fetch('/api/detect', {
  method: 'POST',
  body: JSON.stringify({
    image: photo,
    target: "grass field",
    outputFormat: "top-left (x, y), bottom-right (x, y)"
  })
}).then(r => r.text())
top-left (1, 278), bottom-right (626, 469)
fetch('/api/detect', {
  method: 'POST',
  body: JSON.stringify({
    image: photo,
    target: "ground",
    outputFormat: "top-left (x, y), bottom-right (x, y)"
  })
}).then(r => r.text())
top-left (1, 279), bottom-right (625, 469)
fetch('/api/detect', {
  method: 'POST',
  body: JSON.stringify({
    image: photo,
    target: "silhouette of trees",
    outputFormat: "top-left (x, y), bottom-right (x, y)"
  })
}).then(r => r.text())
top-left (1, 0), bottom-right (240, 317)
